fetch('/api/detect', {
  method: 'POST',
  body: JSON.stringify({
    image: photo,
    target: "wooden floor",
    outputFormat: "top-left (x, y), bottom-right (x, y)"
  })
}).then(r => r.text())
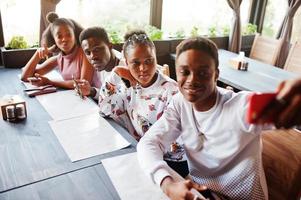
top-left (262, 129), bottom-right (301, 200)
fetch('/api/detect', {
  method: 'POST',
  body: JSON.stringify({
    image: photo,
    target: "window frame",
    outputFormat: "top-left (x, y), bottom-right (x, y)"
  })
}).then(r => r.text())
top-left (0, 0), bottom-right (267, 47)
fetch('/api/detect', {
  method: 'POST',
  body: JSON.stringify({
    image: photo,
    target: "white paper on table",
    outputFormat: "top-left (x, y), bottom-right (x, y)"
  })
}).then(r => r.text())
top-left (49, 112), bottom-right (130, 162)
top-left (102, 152), bottom-right (207, 200)
top-left (102, 152), bottom-right (169, 200)
top-left (36, 90), bottom-right (98, 120)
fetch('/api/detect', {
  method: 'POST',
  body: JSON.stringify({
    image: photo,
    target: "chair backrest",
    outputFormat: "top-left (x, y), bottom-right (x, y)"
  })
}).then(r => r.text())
top-left (157, 64), bottom-right (170, 77)
top-left (284, 41), bottom-right (301, 74)
top-left (262, 129), bottom-right (301, 200)
top-left (249, 34), bottom-right (283, 65)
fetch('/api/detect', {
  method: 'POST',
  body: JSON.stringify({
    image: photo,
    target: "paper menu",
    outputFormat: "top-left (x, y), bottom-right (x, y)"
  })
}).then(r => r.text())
top-left (49, 112), bottom-right (130, 162)
top-left (102, 152), bottom-right (168, 200)
top-left (36, 90), bottom-right (98, 120)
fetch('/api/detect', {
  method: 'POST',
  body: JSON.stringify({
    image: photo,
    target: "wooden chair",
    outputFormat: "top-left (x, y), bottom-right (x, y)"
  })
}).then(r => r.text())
top-left (284, 41), bottom-right (301, 74)
top-left (262, 129), bottom-right (301, 200)
top-left (249, 34), bottom-right (283, 65)
top-left (158, 64), bottom-right (170, 77)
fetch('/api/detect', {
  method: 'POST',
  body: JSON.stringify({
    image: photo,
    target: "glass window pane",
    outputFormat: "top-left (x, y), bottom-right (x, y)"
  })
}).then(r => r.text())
top-left (161, 0), bottom-right (251, 38)
top-left (262, 0), bottom-right (287, 37)
top-left (56, 0), bottom-right (150, 43)
top-left (292, 7), bottom-right (301, 43)
top-left (0, 0), bottom-right (40, 47)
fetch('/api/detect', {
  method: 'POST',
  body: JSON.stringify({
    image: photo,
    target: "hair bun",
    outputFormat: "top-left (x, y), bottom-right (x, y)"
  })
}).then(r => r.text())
top-left (124, 29), bottom-right (147, 41)
top-left (46, 12), bottom-right (59, 23)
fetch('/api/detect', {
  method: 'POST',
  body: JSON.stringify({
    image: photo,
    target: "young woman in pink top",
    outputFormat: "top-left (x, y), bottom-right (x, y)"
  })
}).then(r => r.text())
top-left (21, 12), bottom-right (94, 89)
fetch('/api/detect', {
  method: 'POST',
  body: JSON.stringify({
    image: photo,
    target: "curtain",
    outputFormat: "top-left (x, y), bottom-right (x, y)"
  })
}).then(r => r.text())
top-left (275, 0), bottom-right (301, 67)
top-left (0, 10), bottom-right (4, 47)
top-left (227, 0), bottom-right (243, 53)
top-left (39, 0), bottom-right (61, 45)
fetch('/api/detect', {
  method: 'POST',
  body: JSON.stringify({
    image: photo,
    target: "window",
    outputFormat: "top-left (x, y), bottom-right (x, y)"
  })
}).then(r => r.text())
top-left (56, 0), bottom-right (150, 43)
top-left (0, 0), bottom-right (40, 47)
top-left (262, 0), bottom-right (287, 38)
top-left (161, 0), bottom-right (251, 38)
top-left (292, 7), bottom-right (301, 43)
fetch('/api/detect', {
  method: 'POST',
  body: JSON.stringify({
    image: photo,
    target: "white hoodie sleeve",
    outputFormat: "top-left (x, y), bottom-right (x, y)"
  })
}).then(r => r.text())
top-left (137, 94), bottom-right (183, 185)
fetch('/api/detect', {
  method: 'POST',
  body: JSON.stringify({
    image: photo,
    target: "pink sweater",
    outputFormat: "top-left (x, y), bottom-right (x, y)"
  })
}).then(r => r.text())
top-left (56, 46), bottom-right (85, 81)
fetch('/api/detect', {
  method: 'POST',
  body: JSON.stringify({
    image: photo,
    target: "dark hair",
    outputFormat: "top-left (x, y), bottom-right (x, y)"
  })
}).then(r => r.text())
top-left (122, 29), bottom-right (155, 58)
top-left (41, 12), bottom-right (83, 50)
top-left (79, 26), bottom-right (110, 44)
top-left (176, 37), bottom-right (219, 68)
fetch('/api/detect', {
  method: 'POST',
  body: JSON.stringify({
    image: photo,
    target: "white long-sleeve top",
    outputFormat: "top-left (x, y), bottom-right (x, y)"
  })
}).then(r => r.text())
top-left (98, 70), bottom-right (178, 140)
top-left (137, 87), bottom-right (271, 200)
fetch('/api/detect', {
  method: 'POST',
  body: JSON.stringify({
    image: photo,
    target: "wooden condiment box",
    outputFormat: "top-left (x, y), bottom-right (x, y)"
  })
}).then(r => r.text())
top-left (0, 95), bottom-right (27, 121)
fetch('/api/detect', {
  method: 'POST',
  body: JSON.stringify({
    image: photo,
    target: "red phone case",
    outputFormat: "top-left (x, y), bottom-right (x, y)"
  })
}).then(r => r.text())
top-left (247, 93), bottom-right (277, 124)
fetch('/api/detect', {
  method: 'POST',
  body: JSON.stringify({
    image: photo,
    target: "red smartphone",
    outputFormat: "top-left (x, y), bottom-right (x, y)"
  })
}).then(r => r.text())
top-left (247, 93), bottom-right (277, 124)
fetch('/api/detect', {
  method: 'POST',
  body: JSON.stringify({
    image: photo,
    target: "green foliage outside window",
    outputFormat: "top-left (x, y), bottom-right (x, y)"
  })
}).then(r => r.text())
top-left (108, 30), bottom-right (123, 44)
top-left (242, 23), bottom-right (257, 35)
top-left (106, 24), bottom-right (164, 44)
top-left (105, 22), bottom-right (258, 43)
top-left (221, 25), bottom-right (230, 36)
top-left (190, 26), bottom-right (199, 37)
top-left (6, 36), bottom-right (28, 49)
top-left (208, 26), bottom-right (217, 37)
top-left (262, 23), bottom-right (274, 37)
top-left (174, 28), bottom-right (186, 38)
top-left (145, 25), bottom-right (164, 41)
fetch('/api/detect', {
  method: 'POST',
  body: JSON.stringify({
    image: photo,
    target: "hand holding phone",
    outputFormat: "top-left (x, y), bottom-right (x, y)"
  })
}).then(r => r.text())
top-left (246, 93), bottom-right (277, 124)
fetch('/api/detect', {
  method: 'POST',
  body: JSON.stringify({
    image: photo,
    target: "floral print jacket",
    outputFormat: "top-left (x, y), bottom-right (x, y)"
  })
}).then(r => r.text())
top-left (98, 70), bottom-right (178, 140)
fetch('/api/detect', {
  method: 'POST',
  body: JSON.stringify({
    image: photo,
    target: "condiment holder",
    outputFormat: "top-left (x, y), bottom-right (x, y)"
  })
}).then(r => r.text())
top-left (0, 95), bottom-right (27, 122)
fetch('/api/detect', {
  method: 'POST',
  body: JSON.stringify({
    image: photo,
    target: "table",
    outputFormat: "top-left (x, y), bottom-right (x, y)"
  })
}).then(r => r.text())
top-left (170, 49), bottom-right (298, 92)
top-left (0, 165), bottom-right (120, 200)
top-left (0, 68), bottom-right (137, 199)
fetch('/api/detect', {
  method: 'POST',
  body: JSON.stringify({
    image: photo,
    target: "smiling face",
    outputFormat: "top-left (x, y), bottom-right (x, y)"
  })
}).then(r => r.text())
top-left (126, 44), bottom-right (157, 88)
top-left (52, 24), bottom-right (76, 54)
top-left (81, 37), bottom-right (112, 71)
top-left (176, 49), bottom-right (219, 111)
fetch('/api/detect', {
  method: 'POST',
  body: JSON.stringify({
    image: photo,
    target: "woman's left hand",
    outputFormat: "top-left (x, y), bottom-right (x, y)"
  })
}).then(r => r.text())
top-left (29, 73), bottom-right (50, 86)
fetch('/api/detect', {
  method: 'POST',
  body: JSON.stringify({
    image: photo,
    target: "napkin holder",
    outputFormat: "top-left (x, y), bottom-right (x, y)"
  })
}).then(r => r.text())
top-left (229, 52), bottom-right (249, 71)
top-left (0, 95), bottom-right (27, 121)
